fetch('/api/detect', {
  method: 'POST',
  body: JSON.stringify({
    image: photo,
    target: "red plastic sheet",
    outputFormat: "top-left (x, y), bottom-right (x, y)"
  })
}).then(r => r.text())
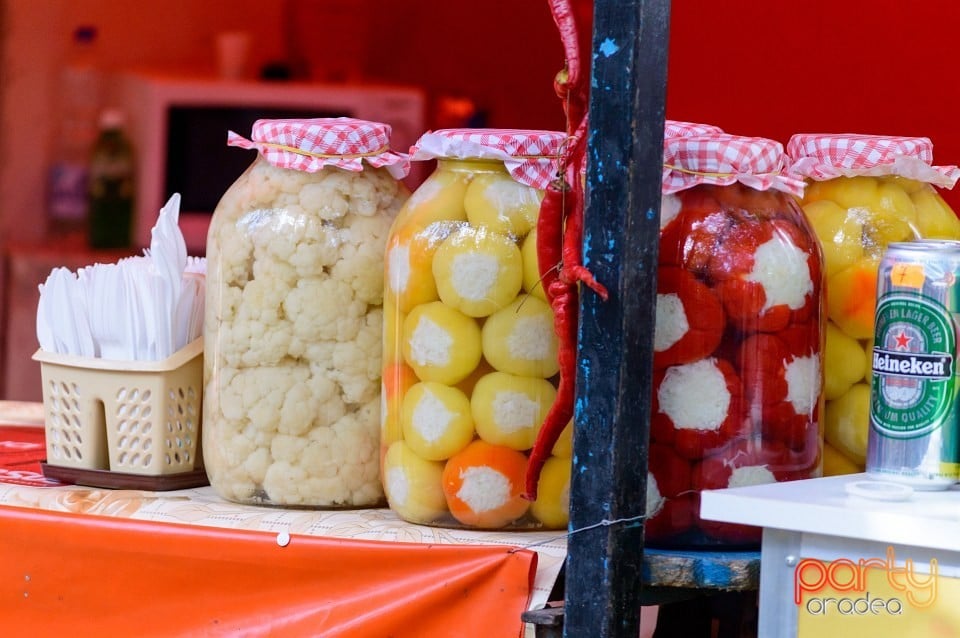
top-left (0, 425), bottom-right (61, 487)
top-left (0, 504), bottom-right (537, 637)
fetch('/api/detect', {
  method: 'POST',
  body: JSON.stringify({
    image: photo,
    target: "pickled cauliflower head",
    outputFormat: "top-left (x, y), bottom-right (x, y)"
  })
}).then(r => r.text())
top-left (203, 160), bottom-right (408, 506)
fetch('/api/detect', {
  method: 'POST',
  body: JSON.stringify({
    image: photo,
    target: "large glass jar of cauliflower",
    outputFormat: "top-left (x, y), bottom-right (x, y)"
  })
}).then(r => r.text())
top-left (203, 118), bottom-right (410, 507)
top-left (649, 133), bottom-right (825, 549)
top-left (381, 128), bottom-right (568, 530)
top-left (786, 134), bottom-right (960, 478)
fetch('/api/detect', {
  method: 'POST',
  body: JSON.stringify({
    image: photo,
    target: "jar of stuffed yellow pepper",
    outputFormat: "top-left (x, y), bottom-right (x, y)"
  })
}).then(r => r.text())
top-left (787, 134), bottom-right (960, 476)
top-left (203, 118), bottom-right (410, 508)
top-left (381, 128), bottom-right (567, 530)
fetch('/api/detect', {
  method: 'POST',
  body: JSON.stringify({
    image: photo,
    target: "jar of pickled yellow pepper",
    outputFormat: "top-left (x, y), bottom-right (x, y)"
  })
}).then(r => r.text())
top-left (650, 133), bottom-right (824, 548)
top-left (787, 134), bottom-right (960, 476)
top-left (381, 128), bottom-right (566, 530)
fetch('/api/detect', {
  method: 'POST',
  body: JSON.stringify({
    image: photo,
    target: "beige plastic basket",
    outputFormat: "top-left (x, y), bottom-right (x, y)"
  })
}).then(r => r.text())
top-left (33, 338), bottom-right (203, 476)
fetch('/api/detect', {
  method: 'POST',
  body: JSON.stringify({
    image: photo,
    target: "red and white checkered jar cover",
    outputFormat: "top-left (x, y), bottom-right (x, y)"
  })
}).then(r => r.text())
top-left (662, 121), bottom-right (724, 188)
top-left (409, 129), bottom-right (565, 190)
top-left (227, 117), bottom-right (411, 179)
top-left (664, 120), bottom-right (723, 139)
top-left (787, 134), bottom-right (960, 188)
top-left (662, 133), bottom-right (805, 196)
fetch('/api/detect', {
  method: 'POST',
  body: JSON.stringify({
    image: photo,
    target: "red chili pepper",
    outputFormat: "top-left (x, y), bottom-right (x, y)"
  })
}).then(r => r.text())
top-left (525, 139), bottom-right (581, 502)
top-left (548, 0), bottom-right (586, 133)
top-left (525, 128), bottom-right (608, 500)
top-left (548, 0), bottom-right (581, 96)
top-left (525, 279), bottom-right (579, 500)
top-left (524, 0), bottom-right (609, 500)
top-left (536, 181), bottom-right (565, 304)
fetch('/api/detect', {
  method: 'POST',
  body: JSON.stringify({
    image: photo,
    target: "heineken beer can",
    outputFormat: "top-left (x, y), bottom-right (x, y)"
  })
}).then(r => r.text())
top-left (867, 240), bottom-right (960, 489)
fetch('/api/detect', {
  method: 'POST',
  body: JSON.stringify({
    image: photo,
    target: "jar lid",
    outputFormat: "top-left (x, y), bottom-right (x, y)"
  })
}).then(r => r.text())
top-left (664, 120), bottom-right (723, 138)
top-left (226, 117), bottom-right (410, 179)
top-left (662, 133), bottom-right (805, 196)
top-left (786, 133), bottom-right (960, 188)
top-left (409, 129), bottom-right (566, 189)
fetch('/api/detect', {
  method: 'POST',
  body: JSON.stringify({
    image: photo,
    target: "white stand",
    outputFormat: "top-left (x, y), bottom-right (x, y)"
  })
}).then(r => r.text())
top-left (700, 473), bottom-right (960, 637)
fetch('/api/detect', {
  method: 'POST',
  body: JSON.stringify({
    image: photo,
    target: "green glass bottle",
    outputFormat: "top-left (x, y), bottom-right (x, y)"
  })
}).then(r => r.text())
top-left (88, 108), bottom-right (135, 249)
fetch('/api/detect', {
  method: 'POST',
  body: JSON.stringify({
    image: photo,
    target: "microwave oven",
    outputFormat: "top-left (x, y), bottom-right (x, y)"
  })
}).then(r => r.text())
top-left (113, 71), bottom-right (426, 253)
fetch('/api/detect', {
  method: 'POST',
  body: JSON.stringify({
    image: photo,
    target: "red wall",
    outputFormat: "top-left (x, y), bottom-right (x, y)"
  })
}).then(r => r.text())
top-left (667, 0), bottom-right (960, 208)
top-left (350, 1), bottom-right (960, 209)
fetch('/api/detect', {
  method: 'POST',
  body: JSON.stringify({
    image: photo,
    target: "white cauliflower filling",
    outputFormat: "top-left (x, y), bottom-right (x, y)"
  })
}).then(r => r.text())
top-left (408, 316), bottom-right (453, 367)
top-left (746, 237), bottom-right (813, 310)
top-left (456, 466), bottom-right (511, 512)
top-left (728, 465), bottom-right (777, 488)
top-left (785, 354), bottom-right (821, 415)
top-left (450, 252), bottom-right (499, 300)
top-left (657, 359), bottom-right (730, 431)
top-left (386, 466), bottom-right (410, 507)
top-left (483, 179), bottom-right (539, 215)
top-left (654, 292), bottom-right (689, 352)
top-left (405, 173), bottom-right (444, 209)
top-left (645, 472), bottom-right (665, 518)
top-left (387, 243), bottom-right (411, 294)
top-left (507, 314), bottom-right (555, 360)
top-left (659, 193), bottom-right (681, 230)
top-left (492, 391), bottom-right (539, 433)
top-left (411, 389), bottom-right (455, 442)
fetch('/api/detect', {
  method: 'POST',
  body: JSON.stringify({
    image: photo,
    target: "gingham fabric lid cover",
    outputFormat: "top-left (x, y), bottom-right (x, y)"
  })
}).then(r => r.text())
top-left (662, 133), bottom-right (805, 196)
top-left (662, 121), bottom-right (724, 187)
top-left (664, 120), bottom-right (723, 139)
top-left (409, 129), bottom-right (565, 190)
top-left (227, 117), bottom-right (410, 179)
top-left (787, 134), bottom-right (960, 188)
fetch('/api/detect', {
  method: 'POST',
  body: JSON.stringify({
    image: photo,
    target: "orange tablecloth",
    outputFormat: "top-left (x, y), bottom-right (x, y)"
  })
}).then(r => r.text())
top-left (0, 402), bottom-right (566, 637)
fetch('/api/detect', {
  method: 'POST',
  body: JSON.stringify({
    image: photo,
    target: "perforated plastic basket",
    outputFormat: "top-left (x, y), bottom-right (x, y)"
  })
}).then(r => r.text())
top-left (33, 339), bottom-right (203, 476)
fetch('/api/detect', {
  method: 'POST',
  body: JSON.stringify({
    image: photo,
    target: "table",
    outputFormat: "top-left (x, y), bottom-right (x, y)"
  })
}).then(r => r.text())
top-left (0, 401), bottom-right (566, 637)
top-left (700, 473), bottom-right (960, 637)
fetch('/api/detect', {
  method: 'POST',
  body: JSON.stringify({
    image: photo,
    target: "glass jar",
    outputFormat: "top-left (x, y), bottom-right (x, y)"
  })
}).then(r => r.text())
top-left (203, 118), bottom-right (410, 507)
top-left (650, 133), bottom-right (825, 548)
top-left (381, 128), bottom-right (566, 530)
top-left (787, 134), bottom-right (960, 477)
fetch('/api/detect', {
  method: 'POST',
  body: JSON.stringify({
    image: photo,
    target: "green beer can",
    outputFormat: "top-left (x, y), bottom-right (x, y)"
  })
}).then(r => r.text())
top-left (867, 240), bottom-right (960, 489)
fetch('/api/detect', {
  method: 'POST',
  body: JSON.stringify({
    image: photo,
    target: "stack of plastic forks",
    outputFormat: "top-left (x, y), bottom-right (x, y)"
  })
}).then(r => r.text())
top-left (36, 194), bottom-right (206, 361)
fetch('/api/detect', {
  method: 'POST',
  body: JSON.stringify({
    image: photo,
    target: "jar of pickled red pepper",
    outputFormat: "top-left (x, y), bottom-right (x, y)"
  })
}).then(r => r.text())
top-left (203, 117), bottom-right (410, 508)
top-left (648, 133), bottom-right (825, 548)
top-left (381, 128), bottom-right (567, 530)
top-left (786, 134), bottom-right (960, 477)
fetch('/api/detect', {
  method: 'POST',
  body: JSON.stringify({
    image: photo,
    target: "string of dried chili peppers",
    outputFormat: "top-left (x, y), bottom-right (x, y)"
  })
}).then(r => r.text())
top-left (524, 0), bottom-right (609, 500)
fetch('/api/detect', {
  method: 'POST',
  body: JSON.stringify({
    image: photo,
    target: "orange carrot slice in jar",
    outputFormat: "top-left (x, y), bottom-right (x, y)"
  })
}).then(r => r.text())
top-left (441, 440), bottom-right (530, 528)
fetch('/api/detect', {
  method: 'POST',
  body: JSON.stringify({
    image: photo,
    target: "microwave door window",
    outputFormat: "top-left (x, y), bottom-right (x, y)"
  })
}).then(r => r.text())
top-left (165, 106), bottom-right (350, 217)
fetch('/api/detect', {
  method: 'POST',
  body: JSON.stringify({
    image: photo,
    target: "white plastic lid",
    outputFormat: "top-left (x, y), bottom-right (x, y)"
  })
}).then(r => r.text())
top-left (844, 480), bottom-right (914, 502)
